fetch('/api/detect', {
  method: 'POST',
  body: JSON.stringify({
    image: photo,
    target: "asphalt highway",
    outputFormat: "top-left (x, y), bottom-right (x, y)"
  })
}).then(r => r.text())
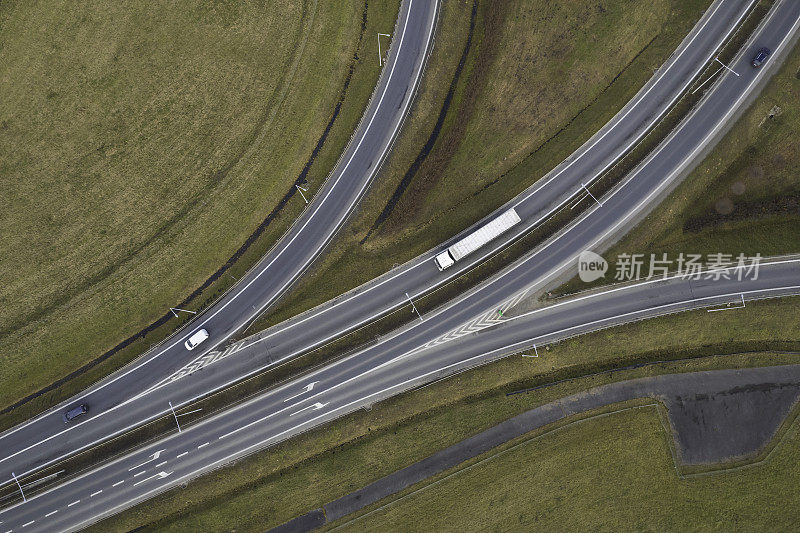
top-left (0, 0), bottom-right (438, 479)
top-left (0, 0), bottom-right (759, 480)
top-left (2, 0), bottom-right (800, 528)
top-left (2, 260), bottom-right (798, 532)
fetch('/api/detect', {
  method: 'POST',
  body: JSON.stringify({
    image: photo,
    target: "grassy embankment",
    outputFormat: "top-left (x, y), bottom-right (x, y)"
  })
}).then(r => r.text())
top-left (558, 28), bottom-right (800, 295)
top-left (90, 4), bottom-right (800, 529)
top-left (0, 0), bottom-right (400, 426)
top-left (90, 295), bottom-right (800, 532)
top-left (335, 400), bottom-right (800, 531)
top-left (251, 0), bottom-right (712, 332)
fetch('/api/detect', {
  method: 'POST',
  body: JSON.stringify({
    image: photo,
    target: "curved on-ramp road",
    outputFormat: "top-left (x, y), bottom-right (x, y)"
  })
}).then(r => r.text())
top-left (0, 0), bottom-right (761, 482)
top-left (4, 0), bottom-right (800, 529)
top-left (2, 259), bottom-right (799, 531)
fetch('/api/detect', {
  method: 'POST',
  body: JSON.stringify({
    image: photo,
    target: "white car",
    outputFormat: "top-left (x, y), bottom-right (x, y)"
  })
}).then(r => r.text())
top-left (184, 328), bottom-right (209, 350)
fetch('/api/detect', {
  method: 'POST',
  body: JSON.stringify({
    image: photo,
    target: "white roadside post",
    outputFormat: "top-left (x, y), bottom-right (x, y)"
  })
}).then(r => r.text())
top-left (169, 401), bottom-right (203, 433)
top-left (707, 293), bottom-right (746, 312)
top-left (295, 184), bottom-right (309, 204)
top-left (405, 292), bottom-right (424, 321)
top-left (11, 472), bottom-right (26, 503)
top-left (715, 56), bottom-right (740, 77)
top-left (521, 344), bottom-right (539, 358)
top-left (378, 33), bottom-right (391, 66)
top-left (580, 182), bottom-right (603, 207)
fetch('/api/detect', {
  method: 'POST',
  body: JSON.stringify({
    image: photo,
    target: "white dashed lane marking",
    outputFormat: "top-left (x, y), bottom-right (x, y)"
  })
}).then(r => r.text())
top-left (67, 500), bottom-right (79, 507)
top-left (45, 510), bottom-right (58, 517)
top-left (111, 480), bottom-right (124, 487)
top-left (197, 442), bottom-right (209, 449)
top-left (176, 452), bottom-right (188, 459)
top-left (155, 461), bottom-right (167, 468)
top-left (133, 471), bottom-right (146, 477)
top-left (90, 490), bottom-right (103, 497)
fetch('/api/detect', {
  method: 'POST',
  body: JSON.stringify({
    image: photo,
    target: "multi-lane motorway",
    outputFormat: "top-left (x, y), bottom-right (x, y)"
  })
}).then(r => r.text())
top-left (0, 0), bottom-right (438, 480)
top-left (3, 0), bottom-right (800, 529)
top-left (3, 260), bottom-right (799, 531)
top-left (0, 0), bottom-right (760, 480)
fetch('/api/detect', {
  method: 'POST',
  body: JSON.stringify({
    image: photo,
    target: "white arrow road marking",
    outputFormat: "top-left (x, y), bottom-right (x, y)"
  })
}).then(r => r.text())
top-left (133, 471), bottom-right (173, 487)
top-left (128, 450), bottom-right (165, 471)
top-left (283, 381), bottom-right (320, 403)
top-left (290, 402), bottom-right (328, 417)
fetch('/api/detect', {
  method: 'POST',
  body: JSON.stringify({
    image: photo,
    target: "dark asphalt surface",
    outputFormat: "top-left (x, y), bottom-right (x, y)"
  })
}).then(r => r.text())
top-left (0, 0), bottom-right (759, 482)
top-left (2, 0), bottom-right (800, 530)
top-left (666, 375), bottom-right (800, 464)
top-left (0, 0), bottom-right (439, 485)
top-left (2, 260), bottom-right (799, 532)
top-left (272, 365), bottom-right (800, 532)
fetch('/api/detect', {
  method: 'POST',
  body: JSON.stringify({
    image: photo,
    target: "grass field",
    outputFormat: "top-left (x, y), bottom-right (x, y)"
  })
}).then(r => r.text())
top-left (336, 402), bottom-right (800, 531)
top-left (558, 28), bottom-right (800, 295)
top-left (253, 0), bottom-right (712, 331)
top-left (0, 0), bottom-right (401, 417)
top-left (88, 295), bottom-right (800, 531)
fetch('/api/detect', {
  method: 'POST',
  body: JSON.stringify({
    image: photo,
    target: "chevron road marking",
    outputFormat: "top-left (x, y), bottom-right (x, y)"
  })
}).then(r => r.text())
top-left (418, 288), bottom-right (531, 351)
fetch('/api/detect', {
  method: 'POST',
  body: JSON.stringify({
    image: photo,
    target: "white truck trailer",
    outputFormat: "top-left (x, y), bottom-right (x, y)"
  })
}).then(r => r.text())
top-left (434, 208), bottom-right (522, 271)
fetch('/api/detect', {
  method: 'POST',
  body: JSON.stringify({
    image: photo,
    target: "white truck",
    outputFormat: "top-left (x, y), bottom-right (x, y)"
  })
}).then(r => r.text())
top-left (434, 208), bottom-right (522, 271)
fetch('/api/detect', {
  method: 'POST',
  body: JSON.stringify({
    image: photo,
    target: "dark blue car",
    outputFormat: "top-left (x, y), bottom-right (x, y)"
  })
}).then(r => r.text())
top-left (63, 404), bottom-right (88, 423)
top-left (751, 47), bottom-right (771, 68)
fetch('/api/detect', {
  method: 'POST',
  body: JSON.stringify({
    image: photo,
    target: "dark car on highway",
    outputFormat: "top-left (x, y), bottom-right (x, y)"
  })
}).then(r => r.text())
top-left (63, 404), bottom-right (89, 423)
top-left (751, 47), bottom-right (771, 68)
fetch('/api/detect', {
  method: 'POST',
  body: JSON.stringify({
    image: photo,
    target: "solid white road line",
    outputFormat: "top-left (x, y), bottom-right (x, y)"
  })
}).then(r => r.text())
top-left (156, 0), bottom-right (754, 382)
top-left (0, 8), bottom-right (749, 499)
top-left (0, 0), bottom-right (435, 457)
top-left (0, 0), bottom-right (738, 501)
top-left (517, 257), bottom-right (800, 320)
top-left (4, 14), bottom-right (798, 507)
top-left (394, 2), bottom-right (798, 357)
top-left (511, 0), bottom-right (749, 210)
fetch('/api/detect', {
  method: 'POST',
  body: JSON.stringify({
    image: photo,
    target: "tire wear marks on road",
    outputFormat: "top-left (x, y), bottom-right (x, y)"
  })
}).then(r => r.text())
top-left (362, 0), bottom-right (479, 242)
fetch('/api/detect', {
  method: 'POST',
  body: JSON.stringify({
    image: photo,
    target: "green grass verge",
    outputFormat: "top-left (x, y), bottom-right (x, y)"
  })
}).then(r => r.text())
top-left (87, 295), bottom-right (800, 532)
top-left (558, 22), bottom-right (800, 295)
top-left (0, 0), bottom-right (401, 423)
top-left (252, 0), bottom-right (712, 332)
top-left (334, 400), bottom-right (800, 531)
